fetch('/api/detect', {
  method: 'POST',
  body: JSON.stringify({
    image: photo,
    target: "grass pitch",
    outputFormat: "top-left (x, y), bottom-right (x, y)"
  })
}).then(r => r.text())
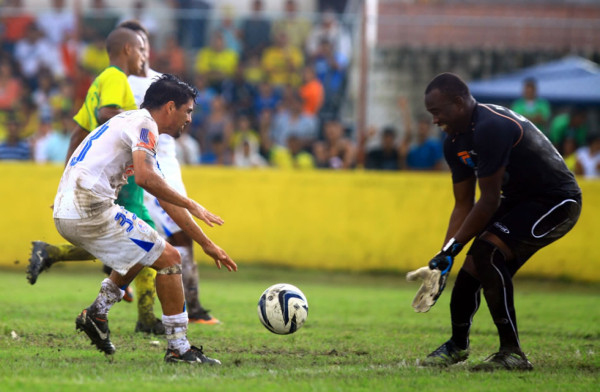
top-left (0, 263), bottom-right (598, 392)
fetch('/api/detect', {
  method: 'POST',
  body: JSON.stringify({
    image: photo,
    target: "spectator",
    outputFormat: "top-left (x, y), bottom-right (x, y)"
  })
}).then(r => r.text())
top-left (549, 107), bottom-right (588, 150)
top-left (574, 134), bottom-right (600, 178)
top-left (270, 134), bottom-right (316, 170)
top-left (271, 92), bottom-right (317, 149)
top-left (306, 10), bottom-right (352, 65)
top-left (243, 54), bottom-right (265, 86)
top-left (312, 39), bottom-right (348, 122)
top-left (190, 73), bottom-right (217, 141)
top-left (364, 126), bottom-right (401, 171)
top-left (257, 108), bottom-right (274, 161)
top-left (199, 95), bottom-right (233, 164)
top-left (36, 0), bottom-right (76, 46)
top-left (31, 113), bottom-right (53, 163)
top-left (230, 115), bottom-right (259, 151)
top-left (14, 23), bottom-right (64, 88)
top-left (240, 0), bottom-right (271, 60)
top-left (254, 80), bottom-right (281, 118)
top-left (117, 1), bottom-right (159, 42)
top-left (560, 137), bottom-right (578, 173)
top-left (404, 114), bottom-right (444, 171)
top-left (271, 0), bottom-right (311, 49)
top-left (0, 57), bottom-right (23, 113)
top-left (299, 66), bottom-right (324, 116)
top-left (171, 0), bottom-right (212, 49)
top-left (32, 69), bottom-right (58, 121)
top-left (221, 66), bottom-right (256, 118)
top-left (194, 31), bottom-right (239, 92)
top-left (511, 78), bottom-right (551, 135)
top-left (16, 97), bottom-right (40, 139)
top-left (175, 126), bottom-right (202, 165)
top-left (233, 138), bottom-right (267, 168)
top-left (79, 33), bottom-right (110, 76)
top-left (154, 34), bottom-right (187, 77)
top-left (212, 7), bottom-right (242, 54)
top-left (33, 110), bottom-right (72, 164)
top-left (1, 0), bottom-right (35, 54)
top-left (49, 78), bottom-right (75, 120)
top-left (0, 114), bottom-right (31, 160)
top-left (81, 0), bottom-right (119, 43)
top-left (313, 120), bottom-right (355, 169)
top-left (261, 32), bottom-right (304, 88)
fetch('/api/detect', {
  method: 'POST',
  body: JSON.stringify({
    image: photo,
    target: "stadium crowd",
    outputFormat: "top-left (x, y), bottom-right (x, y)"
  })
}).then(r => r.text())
top-left (0, 0), bottom-right (598, 177)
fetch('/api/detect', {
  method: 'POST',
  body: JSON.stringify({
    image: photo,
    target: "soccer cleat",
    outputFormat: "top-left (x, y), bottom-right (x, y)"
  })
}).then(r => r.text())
top-left (26, 241), bottom-right (54, 285)
top-left (122, 286), bottom-right (134, 303)
top-left (75, 308), bottom-right (116, 355)
top-left (420, 340), bottom-right (469, 367)
top-left (135, 318), bottom-right (166, 335)
top-left (471, 350), bottom-right (533, 371)
top-left (189, 309), bottom-right (220, 325)
top-left (164, 345), bottom-right (222, 365)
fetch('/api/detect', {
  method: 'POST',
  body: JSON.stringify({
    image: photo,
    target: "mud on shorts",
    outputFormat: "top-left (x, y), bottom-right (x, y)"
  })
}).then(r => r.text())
top-left (470, 194), bottom-right (582, 266)
top-left (54, 204), bottom-right (166, 276)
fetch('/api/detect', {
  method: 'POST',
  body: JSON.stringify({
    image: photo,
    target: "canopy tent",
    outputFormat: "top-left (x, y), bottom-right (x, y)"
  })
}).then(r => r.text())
top-left (468, 56), bottom-right (600, 106)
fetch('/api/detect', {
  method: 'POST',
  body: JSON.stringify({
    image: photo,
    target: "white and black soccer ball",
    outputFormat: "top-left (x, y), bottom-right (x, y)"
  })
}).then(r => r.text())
top-left (257, 283), bottom-right (308, 335)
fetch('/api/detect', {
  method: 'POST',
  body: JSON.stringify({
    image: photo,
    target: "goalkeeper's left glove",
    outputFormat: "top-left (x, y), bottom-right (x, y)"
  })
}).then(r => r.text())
top-left (407, 238), bottom-right (464, 313)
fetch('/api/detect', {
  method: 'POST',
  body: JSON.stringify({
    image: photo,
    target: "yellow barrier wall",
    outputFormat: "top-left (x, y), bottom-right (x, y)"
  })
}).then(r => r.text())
top-left (1, 163), bottom-right (598, 282)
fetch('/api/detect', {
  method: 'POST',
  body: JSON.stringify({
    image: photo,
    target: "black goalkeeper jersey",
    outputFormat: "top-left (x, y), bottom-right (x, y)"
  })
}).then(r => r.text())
top-left (444, 103), bottom-right (581, 201)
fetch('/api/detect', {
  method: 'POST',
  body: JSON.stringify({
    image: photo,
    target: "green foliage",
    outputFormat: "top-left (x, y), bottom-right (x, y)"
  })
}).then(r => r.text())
top-left (0, 265), bottom-right (598, 392)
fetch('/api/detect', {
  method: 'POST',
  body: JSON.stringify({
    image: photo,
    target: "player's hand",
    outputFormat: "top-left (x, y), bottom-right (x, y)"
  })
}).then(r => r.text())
top-left (201, 241), bottom-right (238, 272)
top-left (188, 200), bottom-right (224, 227)
top-left (407, 239), bottom-right (464, 312)
top-left (406, 266), bottom-right (442, 313)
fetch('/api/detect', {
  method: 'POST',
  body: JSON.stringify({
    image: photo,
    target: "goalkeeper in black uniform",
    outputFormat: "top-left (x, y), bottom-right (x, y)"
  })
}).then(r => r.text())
top-left (408, 73), bottom-right (581, 371)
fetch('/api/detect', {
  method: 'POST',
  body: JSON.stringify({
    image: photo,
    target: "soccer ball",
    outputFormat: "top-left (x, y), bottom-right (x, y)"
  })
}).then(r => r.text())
top-left (257, 283), bottom-right (308, 335)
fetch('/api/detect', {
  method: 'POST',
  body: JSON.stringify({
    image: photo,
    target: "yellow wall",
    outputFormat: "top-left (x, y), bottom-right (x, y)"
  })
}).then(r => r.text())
top-left (1, 163), bottom-right (598, 282)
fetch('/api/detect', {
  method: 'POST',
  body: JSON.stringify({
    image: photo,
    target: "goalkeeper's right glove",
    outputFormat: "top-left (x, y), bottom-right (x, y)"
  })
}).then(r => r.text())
top-left (407, 238), bottom-right (464, 313)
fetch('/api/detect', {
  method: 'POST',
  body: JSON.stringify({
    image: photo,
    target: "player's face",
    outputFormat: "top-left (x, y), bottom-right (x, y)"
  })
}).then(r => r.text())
top-left (424, 89), bottom-right (464, 136)
top-left (129, 35), bottom-right (146, 76)
top-left (168, 99), bottom-right (194, 138)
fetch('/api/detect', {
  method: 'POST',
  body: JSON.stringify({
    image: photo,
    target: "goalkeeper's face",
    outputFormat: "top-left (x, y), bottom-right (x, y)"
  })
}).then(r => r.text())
top-left (425, 89), bottom-right (464, 136)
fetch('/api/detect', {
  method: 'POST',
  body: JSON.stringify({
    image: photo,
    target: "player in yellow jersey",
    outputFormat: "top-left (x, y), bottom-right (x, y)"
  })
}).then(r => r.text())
top-left (27, 27), bottom-right (164, 334)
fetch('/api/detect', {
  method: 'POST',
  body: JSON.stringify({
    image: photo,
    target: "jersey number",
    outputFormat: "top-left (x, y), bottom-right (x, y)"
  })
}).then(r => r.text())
top-left (69, 123), bottom-right (110, 166)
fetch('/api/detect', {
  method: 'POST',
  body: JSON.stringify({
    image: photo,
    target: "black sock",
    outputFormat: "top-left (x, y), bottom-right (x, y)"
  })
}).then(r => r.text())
top-left (475, 244), bottom-right (521, 352)
top-left (450, 269), bottom-right (481, 350)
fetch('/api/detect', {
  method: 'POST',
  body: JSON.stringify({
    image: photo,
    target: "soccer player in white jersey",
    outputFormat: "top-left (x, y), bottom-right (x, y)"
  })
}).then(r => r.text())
top-left (54, 74), bottom-right (237, 363)
top-left (123, 20), bottom-right (219, 325)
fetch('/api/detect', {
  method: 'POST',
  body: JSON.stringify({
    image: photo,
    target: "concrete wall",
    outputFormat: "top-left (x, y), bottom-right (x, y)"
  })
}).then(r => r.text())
top-left (1, 163), bottom-right (598, 282)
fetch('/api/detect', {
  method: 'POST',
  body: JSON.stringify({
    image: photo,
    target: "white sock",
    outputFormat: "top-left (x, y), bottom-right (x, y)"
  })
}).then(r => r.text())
top-left (162, 312), bottom-right (191, 354)
top-left (90, 278), bottom-right (123, 316)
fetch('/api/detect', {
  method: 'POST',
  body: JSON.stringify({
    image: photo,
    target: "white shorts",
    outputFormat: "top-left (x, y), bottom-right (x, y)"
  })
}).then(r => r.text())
top-left (145, 155), bottom-right (187, 239)
top-left (54, 204), bottom-right (166, 276)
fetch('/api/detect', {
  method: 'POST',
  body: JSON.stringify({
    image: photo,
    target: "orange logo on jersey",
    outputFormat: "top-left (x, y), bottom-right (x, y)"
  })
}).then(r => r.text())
top-left (458, 151), bottom-right (475, 168)
top-left (137, 128), bottom-right (156, 150)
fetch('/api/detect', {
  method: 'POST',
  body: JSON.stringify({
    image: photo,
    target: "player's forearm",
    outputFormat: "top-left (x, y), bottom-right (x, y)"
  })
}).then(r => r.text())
top-left (159, 200), bottom-right (212, 248)
top-left (136, 172), bottom-right (192, 211)
top-left (451, 196), bottom-right (499, 245)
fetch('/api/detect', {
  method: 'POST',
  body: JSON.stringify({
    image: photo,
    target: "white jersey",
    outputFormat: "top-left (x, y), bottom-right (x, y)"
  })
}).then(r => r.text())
top-left (53, 109), bottom-right (159, 219)
top-left (128, 69), bottom-right (182, 189)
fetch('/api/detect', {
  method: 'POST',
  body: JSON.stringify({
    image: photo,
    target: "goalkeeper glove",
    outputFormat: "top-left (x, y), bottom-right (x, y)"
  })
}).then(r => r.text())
top-left (407, 238), bottom-right (464, 313)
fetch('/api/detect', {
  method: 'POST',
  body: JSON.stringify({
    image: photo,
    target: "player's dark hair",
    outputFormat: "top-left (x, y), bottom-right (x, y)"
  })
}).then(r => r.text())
top-left (425, 72), bottom-right (470, 99)
top-left (141, 74), bottom-right (197, 110)
top-left (118, 19), bottom-right (149, 39)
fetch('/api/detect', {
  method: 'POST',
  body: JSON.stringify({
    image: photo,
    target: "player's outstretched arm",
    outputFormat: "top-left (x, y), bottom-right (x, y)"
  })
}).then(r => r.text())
top-left (159, 199), bottom-right (237, 272)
